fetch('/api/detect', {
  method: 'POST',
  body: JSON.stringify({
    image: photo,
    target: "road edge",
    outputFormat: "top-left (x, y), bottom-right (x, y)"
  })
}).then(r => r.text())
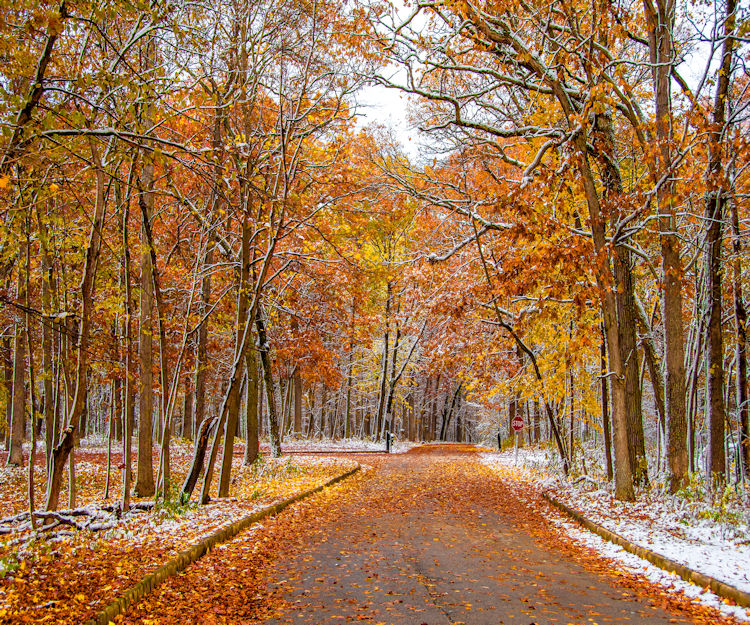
top-left (87, 464), bottom-right (361, 625)
top-left (542, 492), bottom-right (750, 609)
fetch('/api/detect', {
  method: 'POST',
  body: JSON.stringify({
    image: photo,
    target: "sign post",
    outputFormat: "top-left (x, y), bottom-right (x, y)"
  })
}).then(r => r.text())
top-left (511, 416), bottom-right (524, 464)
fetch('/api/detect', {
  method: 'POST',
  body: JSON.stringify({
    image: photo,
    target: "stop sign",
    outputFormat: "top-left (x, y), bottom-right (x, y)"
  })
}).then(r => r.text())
top-left (511, 416), bottom-right (524, 432)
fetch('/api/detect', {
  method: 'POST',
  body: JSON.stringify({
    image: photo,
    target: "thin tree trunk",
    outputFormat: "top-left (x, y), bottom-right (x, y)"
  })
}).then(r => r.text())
top-left (2, 336), bottom-right (12, 451)
top-left (134, 152), bottom-right (155, 498)
top-left (218, 216), bottom-right (251, 497)
top-left (45, 141), bottom-right (108, 512)
top-left (105, 381), bottom-right (114, 500)
top-left (419, 377), bottom-right (430, 442)
top-left (182, 380), bottom-right (193, 440)
top-left (635, 299), bottom-right (667, 445)
top-left (569, 367), bottom-right (575, 468)
top-left (731, 197), bottom-right (750, 479)
top-left (24, 229), bottom-right (37, 528)
top-left (294, 368), bottom-right (302, 437)
top-left (375, 282), bottom-right (391, 440)
top-left (255, 310), bottom-right (281, 456)
top-left (440, 383), bottom-right (462, 441)
top-left (601, 325), bottom-right (614, 482)
top-left (36, 201), bottom-right (56, 467)
top-left (704, 0), bottom-right (736, 486)
top-left (121, 174), bottom-right (135, 513)
top-left (193, 242), bottom-right (212, 452)
top-left (7, 318), bottom-right (25, 466)
top-left (430, 375), bottom-right (441, 442)
top-left (244, 348), bottom-right (259, 465)
top-left (180, 416), bottom-right (218, 503)
top-left (382, 323), bottom-right (401, 437)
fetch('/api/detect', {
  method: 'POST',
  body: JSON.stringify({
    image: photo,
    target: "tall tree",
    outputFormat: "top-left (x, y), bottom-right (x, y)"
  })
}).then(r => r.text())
top-left (643, 0), bottom-right (689, 492)
top-left (703, 0), bottom-right (737, 486)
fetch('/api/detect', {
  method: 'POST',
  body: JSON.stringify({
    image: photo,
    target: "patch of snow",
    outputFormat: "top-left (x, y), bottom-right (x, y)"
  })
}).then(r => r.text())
top-left (480, 449), bottom-right (750, 623)
top-left (275, 437), bottom-right (417, 454)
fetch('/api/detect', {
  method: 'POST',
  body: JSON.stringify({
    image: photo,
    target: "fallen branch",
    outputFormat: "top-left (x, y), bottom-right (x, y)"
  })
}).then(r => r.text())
top-left (0, 501), bottom-right (157, 535)
top-left (571, 475), bottom-right (601, 490)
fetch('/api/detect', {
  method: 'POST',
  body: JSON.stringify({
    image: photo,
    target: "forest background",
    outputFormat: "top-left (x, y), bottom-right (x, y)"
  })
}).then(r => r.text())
top-left (0, 0), bottom-right (749, 521)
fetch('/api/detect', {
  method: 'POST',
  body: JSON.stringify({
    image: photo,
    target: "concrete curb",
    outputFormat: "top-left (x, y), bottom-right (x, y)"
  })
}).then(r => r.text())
top-left (87, 465), bottom-right (361, 625)
top-left (543, 492), bottom-right (750, 609)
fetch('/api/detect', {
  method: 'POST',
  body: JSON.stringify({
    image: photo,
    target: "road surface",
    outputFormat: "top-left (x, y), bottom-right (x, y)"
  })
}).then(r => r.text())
top-left (121, 445), bottom-right (732, 624)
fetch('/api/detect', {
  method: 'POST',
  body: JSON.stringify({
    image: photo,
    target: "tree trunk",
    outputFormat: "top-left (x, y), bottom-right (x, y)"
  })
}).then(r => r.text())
top-left (593, 108), bottom-right (647, 487)
top-left (704, 0), bottom-right (736, 486)
top-left (218, 216), bottom-right (251, 497)
top-left (580, 148), bottom-right (634, 500)
top-left (182, 380), bottom-right (193, 440)
top-left (244, 348), bottom-right (259, 465)
top-left (440, 383), bottom-right (462, 441)
top-left (2, 336), bottom-right (12, 451)
top-left (45, 143), bottom-right (107, 512)
top-left (643, 0), bottom-right (689, 494)
top-left (293, 368), bottom-right (302, 436)
top-left (193, 242), bottom-right (212, 451)
top-left (382, 322), bottom-right (401, 438)
top-left (375, 282), bottom-right (392, 440)
top-left (120, 177), bottom-right (136, 512)
top-left (600, 325), bottom-right (614, 482)
top-left (7, 320), bottom-right (26, 466)
top-left (256, 310), bottom-right (281, 456)
top-left (134, 153), bottom-right (155, 498)
top-left (419, 377), bottom-right (431, 442)
top-left (615, 252), bottom-right (647, 486)
top-left (37, 202), bottom-right (56, 465)
top-left (731, 196), bottom-right (750, 478)
top-left (180, 416), bottom-right (218, 503)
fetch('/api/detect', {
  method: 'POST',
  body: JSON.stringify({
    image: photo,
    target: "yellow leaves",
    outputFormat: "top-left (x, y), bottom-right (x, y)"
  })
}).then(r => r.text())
top-left (0, 175), bottom-right (10, 189)
top-left (49, 182), bottom-right (59, 193)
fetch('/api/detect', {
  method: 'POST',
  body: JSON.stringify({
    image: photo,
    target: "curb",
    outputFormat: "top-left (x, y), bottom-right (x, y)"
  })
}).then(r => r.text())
top-left (87, 465), bottom-right (361, 625)
top-left (542, 492), bottom-right (750, 610)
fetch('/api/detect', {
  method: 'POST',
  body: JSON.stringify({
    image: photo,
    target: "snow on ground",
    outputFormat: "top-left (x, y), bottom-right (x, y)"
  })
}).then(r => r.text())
top-left (480, 447), bottom-right (750, 623)
top-left (274, 436), bottom-right (418, 454)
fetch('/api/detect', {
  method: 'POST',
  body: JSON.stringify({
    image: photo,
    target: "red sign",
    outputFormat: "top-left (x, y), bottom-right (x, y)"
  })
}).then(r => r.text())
top-left (511, 416), bottom-right (524, 432)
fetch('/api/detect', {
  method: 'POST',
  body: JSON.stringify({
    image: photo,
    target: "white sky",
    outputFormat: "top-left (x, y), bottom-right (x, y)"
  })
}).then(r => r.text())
top-left (354, 82), bottom-right (422, 162)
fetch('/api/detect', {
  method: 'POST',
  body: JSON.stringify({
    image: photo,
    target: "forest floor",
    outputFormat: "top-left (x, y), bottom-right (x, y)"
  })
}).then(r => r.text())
top-left (96, 444), bottom-right (747, 624)
top-left (0, 439), bottom-right (359, 624)
top-left (481, 445), bottom-right (750, 622)
top-left (2, 441), bottom-right (747, 624)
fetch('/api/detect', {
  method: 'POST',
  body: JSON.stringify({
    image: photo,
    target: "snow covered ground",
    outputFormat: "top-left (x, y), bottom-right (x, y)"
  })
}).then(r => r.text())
top-left (480, 447), bottom-right (750, 623)
top-left (272, 436), bottom-right (418, 454)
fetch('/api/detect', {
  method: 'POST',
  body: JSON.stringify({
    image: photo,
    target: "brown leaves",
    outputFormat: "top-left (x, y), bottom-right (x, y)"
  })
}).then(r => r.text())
top-left (0, 448), bottom-right (355, 625)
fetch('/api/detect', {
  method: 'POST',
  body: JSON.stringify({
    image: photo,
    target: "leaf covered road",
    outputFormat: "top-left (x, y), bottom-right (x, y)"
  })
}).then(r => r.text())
top-left (120, 445), bottom-right (740, 624)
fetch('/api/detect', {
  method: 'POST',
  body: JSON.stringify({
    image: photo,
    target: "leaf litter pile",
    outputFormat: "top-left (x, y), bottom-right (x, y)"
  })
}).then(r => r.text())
top-left (100, 445), bottom-right (746, 625)
top-left (0, 440), bottom-right (356, 624)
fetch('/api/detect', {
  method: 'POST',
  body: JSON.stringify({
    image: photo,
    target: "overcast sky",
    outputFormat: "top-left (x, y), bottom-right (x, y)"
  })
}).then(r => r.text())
top-left (354, 81), bottom-right (422, 161)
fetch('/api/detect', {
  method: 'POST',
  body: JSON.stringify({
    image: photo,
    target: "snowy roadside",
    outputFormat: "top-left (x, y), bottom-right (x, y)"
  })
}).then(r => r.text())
top-left (480, 448), bottom-right (750, 623)
top-left (272, 436), bottom-right (418, 454)
top-left (0, 454), bottom-right (360, 622)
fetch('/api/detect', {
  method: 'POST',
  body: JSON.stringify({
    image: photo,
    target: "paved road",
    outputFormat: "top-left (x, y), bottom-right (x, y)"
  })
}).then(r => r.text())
top-left (121, 444), bottom-right (729, 624)
top-left (263, 445), bottom-right (698, 625)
